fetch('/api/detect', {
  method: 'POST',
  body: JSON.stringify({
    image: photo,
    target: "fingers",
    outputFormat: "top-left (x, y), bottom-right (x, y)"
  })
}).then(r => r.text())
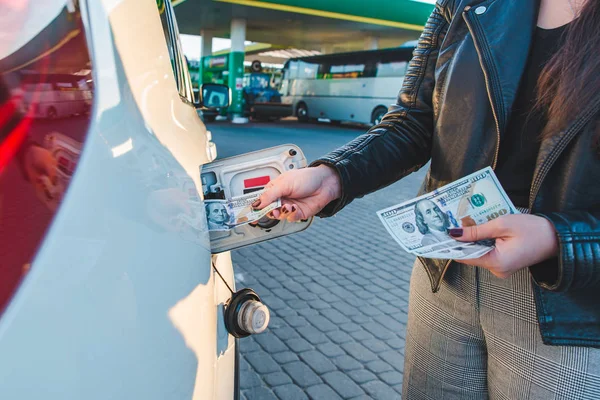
top-left (284, 203), bottom-right (305, 222)
top-left (267, 203), bottom-right (305, 223)
top-left (448, 219), bottom-right (500, 242)
top-left (252, 178), bottom-right (289, 210)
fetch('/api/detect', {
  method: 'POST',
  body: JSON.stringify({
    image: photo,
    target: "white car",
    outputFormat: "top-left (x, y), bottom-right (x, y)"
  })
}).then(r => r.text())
top-left (0, 1), bottom-right (310, 399)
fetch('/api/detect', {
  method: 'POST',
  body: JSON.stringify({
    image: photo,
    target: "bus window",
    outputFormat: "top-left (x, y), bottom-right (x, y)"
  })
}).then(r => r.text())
top-left (376, 61), bottom-right (408, 77)
top-left (298, 61), bottom-right (318, 79)
top-left (328, 64), bottom-right (365, 79)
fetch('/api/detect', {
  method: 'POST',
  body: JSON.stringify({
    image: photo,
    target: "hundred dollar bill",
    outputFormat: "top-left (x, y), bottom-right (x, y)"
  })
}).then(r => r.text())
top-left (205, 190), bottom-right (280, 231)
top-left (376, 167), bottom-right (519, 260)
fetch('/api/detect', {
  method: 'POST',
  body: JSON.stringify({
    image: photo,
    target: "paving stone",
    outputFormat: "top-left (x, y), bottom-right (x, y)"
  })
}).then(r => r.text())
top-left (239, 338), bottom-right (262, 353)
top-left (393, 383), bottom-right (403, 394)
top-left (272, 325), bottom-right (301, 341)
top-left (378, 351), bottom-right (404, 371)
top-left (367, 297), bottom-right (387, 306)
top-left (272, 351), bottom-right (300, 364)
top-left (240, 369), bottom-right (263, 389)
top-left (264, 371), bottom-right (292, 387)
top-left (374, 315), bottom-right (406, 334)
top-left (319, 293), bottom-right (342, 303)
top-left (245, 351), bottom-right (281, 374)
top-left (283, 361), bottom-right (322, 388)
top-left (273, 384), bottom-right (309, 400)
top-left (347, 369), bottom-right (378, 384)
top-left (308, 300), bottom-right (331, 310)
top-left (362, 338), bottom-right (391, 353)
top-left (261, 277), bottom-right (283, 289)
top-left (275, 308), bottom-right (299, 318)
top-left (365, 360), bottom-right (394, 374)
top-left (361, 380), bottom-right (401, 400)
top-left (377, 303), bottom-right (404, 315)
top-left (272, 288), bottom-right (299, 301)
top-left (371, 278), bottom-right (396, 290)
top-left (285, 315), bottom-right (310, 328)
top-left (322, 371), bottom-right (365, 398)
top-left (299, 350), bottom-right (337, 374)
top-left (326, 330), bottom-right (354, 344)
top-left (240, 356), bottom-right (251, 372)
top-left (350, 314), bottom-right (372, 324)
top-left (349, 329), bottom-right (375, 341)
top-left (302, 292), bottom-right (320, 301)
top-left (316, 342), bottom-right (345, 358)
top-left (306, 384), bottom-right (343, 400)
top-left (319, 308), bottom-right (351, 325)
top-left (330, 301), bottom-right (357, 316)
top-left (297, 326), bottom-right (330, 345)
top-left (359, 304), bottom-right (384, 316)
top-left (363, 321), bottom-right (395, 340)
top-left (308, 315), bottom-right (339, 332)
top-left (243, 386), bottom-right (278, 400)
top-left (379, 371), bottom-right (404, 386)
top-left (254, 332), bottom-right (289, 353)
top-left (332, 355), bottom-right (363, 371)
top-left (285, 337), bottom-right (314, 353)
top-left (287, 299), bottom-right (310, 309)
top-left (340, 322), bottom-right (362, 333)
top-left (297, 307), bottom-right (320, 318)
top-left (393, 311), bottom-right (408, 324)
top-left (386, 337), bottom-right (405, 350)
top-left (341, 342), bottom-right (378, 363)
top-left (377, 292), bottom-right (400, 303)
top-left (293, 276), bottom-right (313, 284)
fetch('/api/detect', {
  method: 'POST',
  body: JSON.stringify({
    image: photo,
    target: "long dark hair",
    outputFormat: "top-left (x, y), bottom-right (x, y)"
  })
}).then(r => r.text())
top-left (537, 0), bottom-right (600, 138)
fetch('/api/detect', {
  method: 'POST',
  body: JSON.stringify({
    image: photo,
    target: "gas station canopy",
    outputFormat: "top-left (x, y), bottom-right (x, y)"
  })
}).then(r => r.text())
top-left (174, 0), bottom-right (434, 51)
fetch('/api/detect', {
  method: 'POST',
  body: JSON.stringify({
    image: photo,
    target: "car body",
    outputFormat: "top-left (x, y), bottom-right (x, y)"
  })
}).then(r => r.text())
top-left (0, 1), bottom-right (310, 399)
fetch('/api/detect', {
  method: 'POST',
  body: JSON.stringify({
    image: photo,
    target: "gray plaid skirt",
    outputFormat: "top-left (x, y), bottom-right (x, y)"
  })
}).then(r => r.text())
top-left (403, 261), bottom-right (600, 400)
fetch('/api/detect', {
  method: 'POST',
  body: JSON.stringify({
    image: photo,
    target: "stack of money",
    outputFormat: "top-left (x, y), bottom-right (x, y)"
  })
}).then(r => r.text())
top-left (205, 190), bottom-right (280, 232)
top-left (376, 167), bottom-right (519, 260)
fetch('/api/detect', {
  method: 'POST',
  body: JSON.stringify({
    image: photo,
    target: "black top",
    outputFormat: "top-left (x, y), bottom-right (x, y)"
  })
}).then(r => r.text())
top-left (495, 24), bottom-right (568, 208)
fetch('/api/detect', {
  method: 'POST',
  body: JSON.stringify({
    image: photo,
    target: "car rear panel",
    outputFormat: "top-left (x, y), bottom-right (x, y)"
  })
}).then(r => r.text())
top-left (0, 1), bottom-right (235, 398)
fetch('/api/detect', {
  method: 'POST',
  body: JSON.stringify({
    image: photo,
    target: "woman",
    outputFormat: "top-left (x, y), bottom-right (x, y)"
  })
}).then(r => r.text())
top-left (253, 0), bottom-right (600, 397)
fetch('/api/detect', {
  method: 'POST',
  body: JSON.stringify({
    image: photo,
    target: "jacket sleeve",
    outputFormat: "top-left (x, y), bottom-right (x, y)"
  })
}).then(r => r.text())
top-left (310, 0), bottom-right (452, 217)
top-left (531, 211), bottom-right (600, 292)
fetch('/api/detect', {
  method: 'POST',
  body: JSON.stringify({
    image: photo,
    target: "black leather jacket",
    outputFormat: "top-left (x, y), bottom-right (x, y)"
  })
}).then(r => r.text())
top-left (314, 0), bottom-right (600, 347)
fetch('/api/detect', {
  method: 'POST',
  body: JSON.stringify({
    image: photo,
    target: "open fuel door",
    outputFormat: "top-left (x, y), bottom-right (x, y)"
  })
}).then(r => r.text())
top-left (202, 144), bottom-right (312, 254)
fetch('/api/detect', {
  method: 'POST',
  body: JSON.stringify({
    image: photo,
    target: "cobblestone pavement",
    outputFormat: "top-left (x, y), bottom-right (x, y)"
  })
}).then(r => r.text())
top-left (233, 163), bottom-right (427, 400)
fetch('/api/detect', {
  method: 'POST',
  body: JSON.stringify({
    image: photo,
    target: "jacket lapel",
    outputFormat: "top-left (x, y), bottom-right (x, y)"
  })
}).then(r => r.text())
top-left (462, 0), bottom-right (539, 136)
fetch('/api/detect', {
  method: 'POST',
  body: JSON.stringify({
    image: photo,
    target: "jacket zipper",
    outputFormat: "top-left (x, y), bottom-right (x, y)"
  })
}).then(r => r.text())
top-left (427, 6), bottom-right (505, 292)
top-left (528, 96), bottom-right (600, 209)
top-left (463, 6), bottom-right (504, 169)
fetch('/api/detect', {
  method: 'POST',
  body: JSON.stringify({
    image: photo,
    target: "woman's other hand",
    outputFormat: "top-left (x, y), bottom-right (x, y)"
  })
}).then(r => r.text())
top-left (252, 164), bottom-right (342, 222)
top-left (449, 214), bottom-right (559, 278)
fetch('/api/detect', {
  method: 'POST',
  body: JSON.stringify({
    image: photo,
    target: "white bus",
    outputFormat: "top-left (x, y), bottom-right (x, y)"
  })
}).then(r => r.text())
top-left (20, 72), bottom-right (93, 119)
top-left (280, 46), bottom-right (414, 126)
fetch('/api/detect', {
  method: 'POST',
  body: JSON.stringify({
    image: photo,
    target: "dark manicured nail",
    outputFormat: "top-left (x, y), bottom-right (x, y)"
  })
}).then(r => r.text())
top-left (251, 199), bottom-right (261, 208)
top-left (281, 206), bottom-right (289, 214)
top-left (291, 205), bottom-right (296, 212)
top-left (448, 228), bottom-right (463, 238)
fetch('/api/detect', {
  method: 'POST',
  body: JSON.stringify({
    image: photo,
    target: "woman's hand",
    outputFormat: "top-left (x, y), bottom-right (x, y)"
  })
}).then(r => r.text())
top-left (252, 164), bottom-right (342, 222)
top-left (449, 214), bottom-right (559, 278)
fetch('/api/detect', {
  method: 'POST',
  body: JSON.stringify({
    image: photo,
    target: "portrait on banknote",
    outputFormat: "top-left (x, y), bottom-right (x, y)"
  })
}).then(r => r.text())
top-left (377, 168), bottom-right (519, 260)
top-left (205, 200), bottom-right (235, 231)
